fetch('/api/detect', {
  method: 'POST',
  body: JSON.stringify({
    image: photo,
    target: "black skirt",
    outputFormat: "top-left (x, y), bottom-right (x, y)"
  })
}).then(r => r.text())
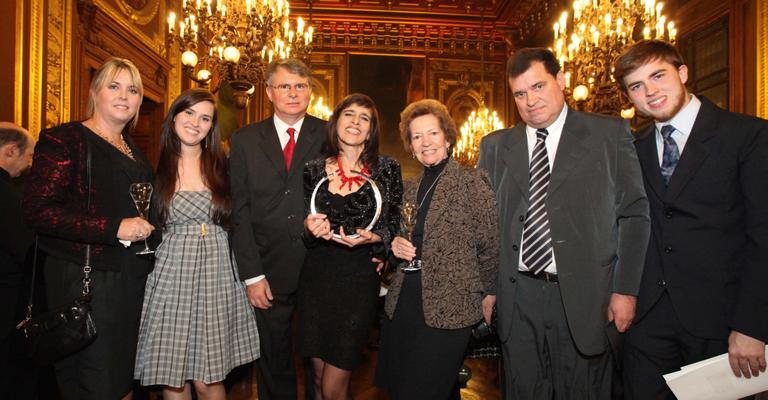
top-left (375, 272), bottom-right (472, 400)
top-left (44, 254), bottom-right (147, 400)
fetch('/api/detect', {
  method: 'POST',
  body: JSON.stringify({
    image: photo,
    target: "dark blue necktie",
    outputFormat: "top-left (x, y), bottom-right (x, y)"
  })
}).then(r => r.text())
top-left (660, 125), bottom-right (679, 185)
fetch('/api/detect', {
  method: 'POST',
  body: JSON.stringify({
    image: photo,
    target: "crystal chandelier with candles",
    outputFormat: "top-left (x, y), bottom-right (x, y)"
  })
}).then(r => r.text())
top-left (167, 0), bottom-right (314, 108)
top-left (454, 8), bottom-right (505, 167)
top-left (552, 0), bottom-right (677, 115)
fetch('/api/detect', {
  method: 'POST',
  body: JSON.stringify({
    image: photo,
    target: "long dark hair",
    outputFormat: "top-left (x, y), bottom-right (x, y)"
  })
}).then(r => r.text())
top-left (322, 93), bottom-right (381, 171)
top-left (154, 88), bottom-right (231, 228)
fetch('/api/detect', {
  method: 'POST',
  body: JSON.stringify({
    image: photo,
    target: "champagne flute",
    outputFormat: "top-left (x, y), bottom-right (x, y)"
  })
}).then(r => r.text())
top-left (399, 201), bottom-right (422, 272)
top-left (129, 182), bottom-right (154, 255)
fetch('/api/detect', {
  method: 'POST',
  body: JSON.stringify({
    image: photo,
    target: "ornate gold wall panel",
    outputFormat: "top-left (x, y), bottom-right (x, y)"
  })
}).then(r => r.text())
top-left (758, 0), bottom-right (768, 118)
top-left (28, 0), bottom-right (45, 137)
top-left (46, 0), bottom-right (74, 128)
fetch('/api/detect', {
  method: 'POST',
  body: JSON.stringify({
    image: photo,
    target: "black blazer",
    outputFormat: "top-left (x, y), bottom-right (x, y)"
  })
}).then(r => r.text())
top-left (479, 108), bottom-right (650, 355)
top-left (229, 115), bottom-right (326, 294)
top-left (22, 122), bottom-right (155, 272)
top-left (633, 97), bottom-right (768, 342)
top-left (0, 169), bottom-right (33, 285)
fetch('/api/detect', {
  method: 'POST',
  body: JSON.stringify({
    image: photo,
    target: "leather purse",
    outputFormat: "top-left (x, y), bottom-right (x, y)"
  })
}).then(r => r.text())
top-left (16, 137), bottom-right (98, 365)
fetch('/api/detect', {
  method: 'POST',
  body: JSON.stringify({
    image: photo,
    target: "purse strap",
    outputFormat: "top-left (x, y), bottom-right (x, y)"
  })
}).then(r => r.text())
top-left (20, 135), bottom-right (94, 328)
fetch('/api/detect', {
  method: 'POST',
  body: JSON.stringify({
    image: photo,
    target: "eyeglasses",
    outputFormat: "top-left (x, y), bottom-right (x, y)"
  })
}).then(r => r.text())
top-left (269, 83), bottom-right (310, 94)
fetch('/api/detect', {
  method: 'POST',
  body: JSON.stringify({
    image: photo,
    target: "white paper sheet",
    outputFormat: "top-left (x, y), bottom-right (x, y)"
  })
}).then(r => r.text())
top-left (663, 346), bottom-right (768, 400)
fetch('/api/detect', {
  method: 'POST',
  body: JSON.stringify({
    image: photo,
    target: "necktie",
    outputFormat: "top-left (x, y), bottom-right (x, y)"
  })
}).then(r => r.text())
top-left (284, 127), bottom-right (296, 170)
top-left (522, 128), bottom-right (553, 275)
top-left (660, 125), bottom-right (679, 185)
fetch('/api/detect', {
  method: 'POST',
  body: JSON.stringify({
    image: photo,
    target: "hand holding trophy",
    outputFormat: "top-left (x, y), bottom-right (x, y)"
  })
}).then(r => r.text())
top-left (400, 201), bottom-right (422, 272)
top-left (129, 182), bottom-right (154, 255)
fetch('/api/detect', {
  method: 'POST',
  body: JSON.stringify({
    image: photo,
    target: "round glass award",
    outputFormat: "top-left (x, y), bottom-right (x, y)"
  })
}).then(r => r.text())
top-left (309, 173), bottom-right (383, 240)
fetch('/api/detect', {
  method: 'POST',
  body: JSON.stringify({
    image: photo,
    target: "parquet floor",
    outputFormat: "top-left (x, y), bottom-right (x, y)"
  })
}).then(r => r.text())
top-left (226, 343), bottom-right (502, 400)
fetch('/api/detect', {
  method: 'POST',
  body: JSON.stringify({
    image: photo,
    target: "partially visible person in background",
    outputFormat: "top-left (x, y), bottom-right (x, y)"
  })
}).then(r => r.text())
top-left (301, 93), bottom-right (402, 400)
top-left (0, 122), bottom-right (35, 399)
top-left (23, 57), bottom-right (155, 400)
top-left (375, 99), bottom-right (499, 400)
top-left (134, 88), bottom-right (260, 400)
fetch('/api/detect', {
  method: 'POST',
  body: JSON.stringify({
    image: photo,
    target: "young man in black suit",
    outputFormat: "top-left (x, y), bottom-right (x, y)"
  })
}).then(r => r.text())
top-left (614, 40), bottom-right (768, 399)
top-left (229, 59), bottom-right (326, 400)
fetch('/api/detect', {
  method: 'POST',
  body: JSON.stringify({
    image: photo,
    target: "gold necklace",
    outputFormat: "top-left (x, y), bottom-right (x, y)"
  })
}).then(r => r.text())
top-left (88, 122), bottom-right (135, 160)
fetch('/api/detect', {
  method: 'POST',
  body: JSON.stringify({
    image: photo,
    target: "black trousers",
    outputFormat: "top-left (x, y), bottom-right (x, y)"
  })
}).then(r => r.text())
top-left (253, 293), bottom-right (300, 400)
top-left (623, 293), bottom-right (728, 400)
top-left (501, 274), bottom-right (613, 400)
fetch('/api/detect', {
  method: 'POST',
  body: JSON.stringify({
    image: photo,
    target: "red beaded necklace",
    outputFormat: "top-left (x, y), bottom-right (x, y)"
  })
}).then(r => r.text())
top-left (336, 155), bottom-right (371, 190)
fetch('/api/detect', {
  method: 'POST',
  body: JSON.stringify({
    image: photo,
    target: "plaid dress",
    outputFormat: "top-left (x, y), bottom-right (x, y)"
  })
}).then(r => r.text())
top-left (134, 191), bottom-right (259, 386)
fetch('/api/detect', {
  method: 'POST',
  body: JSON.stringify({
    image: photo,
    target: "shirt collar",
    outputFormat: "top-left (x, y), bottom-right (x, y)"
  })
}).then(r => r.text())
top-left (654, 94), bottom-right (701, 136)
top-left (525, 103), bottom-right (568, 137)
top-left (273, 115), bottom-right (305, 136)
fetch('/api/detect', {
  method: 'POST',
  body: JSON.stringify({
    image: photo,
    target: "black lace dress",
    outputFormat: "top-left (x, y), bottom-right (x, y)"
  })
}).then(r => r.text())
top-left (298, 155), bottom-right (402, 370)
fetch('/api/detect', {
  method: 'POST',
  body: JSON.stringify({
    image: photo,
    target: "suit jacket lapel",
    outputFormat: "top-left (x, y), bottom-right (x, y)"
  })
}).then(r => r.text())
top-left (258, 122), bottom-right (287, 179)
top-left (635, 125), bottom-right (666, 199)
top-left (549, 110), bottom-right (589, 197)
top-left (288, 117), bottom-right (321, 178)
top-left (664, 100), bottom-right (718, 201)
top-left (501, 124), bottom-right (530, 197)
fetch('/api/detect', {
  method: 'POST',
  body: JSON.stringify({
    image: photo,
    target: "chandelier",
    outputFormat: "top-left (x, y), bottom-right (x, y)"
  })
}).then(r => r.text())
top-left (167, 0), bottom-right (314, 108)
top-left (307, 95), bottom-right (332, 120)
top-left (454, 8), bottom-right (505, 166)
top-left (552, 0), bottom-right (677, 115)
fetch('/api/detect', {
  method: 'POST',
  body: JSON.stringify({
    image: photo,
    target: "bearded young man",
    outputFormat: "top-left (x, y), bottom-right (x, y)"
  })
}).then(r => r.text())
top-left (614, 40), bottom-right (768, 399)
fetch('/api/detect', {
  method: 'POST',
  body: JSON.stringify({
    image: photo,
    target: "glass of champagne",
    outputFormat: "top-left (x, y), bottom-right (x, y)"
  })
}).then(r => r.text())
top-left (400, 201), bottom-right (422, 272)
top-left (129, 182), bottom-right (154, 255)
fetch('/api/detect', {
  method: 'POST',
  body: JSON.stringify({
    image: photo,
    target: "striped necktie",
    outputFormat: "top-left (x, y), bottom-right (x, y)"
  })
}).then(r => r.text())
top-left (521, 128), bottom-right (553, 275)
top-left (660, 124), bottom-right (679, 185)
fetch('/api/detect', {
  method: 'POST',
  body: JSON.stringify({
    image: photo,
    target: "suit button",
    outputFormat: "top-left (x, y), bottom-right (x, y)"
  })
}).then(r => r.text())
top-left (287, 214), bottom-right (295, 220)
top-left (664, 246), bottom-right (672, 253)
top-left (512, 245), bottom-right (519, 251)
top-left (519, 215), bottom-right (525, 221)
top-left (657, 279), bottom-right (666, 287)
top-left (665, 210), bottom-right (673, 219)
top-left (509, 277), bottom-right (516, 283)
top-left (284, 189), bottom-right (292, 195)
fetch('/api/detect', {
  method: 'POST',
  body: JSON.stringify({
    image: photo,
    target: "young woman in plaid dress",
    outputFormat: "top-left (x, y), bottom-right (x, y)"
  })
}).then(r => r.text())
top-left (134, 89), bottom-right (259, 399)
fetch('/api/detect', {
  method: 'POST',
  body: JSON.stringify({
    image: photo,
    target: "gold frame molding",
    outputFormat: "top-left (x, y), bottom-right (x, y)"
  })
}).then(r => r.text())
top-left (758, 0), bottom-right (768, 118)
top-left (14, 0), bottom-right (25, 126)
top-left (28, 0), bottom-right (45, 137)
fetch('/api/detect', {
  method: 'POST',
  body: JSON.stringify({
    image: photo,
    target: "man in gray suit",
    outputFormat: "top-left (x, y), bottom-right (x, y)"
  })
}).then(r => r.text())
top-left (478, 48), bottom-right (650, 399)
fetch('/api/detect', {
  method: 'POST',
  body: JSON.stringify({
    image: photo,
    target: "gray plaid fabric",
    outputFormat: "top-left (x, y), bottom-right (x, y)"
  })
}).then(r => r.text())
top-left (135, 191), bottom-right (259, 386)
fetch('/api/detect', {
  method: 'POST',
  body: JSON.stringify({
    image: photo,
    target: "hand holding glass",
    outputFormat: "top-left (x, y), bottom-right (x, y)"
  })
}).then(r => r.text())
top-left (129, 182), bottom-right (154, 255)
top-left (400, 201), bottom-right (422, 271)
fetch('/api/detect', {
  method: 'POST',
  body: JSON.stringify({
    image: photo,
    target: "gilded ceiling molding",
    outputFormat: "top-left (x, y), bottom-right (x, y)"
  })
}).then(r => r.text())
top-left (82, 0), bottom-right (166, 55)
top-left (311, 20), bottom-right (507, 59)
top-left (45, 0), bottom-right (74, 128)
top-left (758, 0), bottom-right (768, 118)
top-left (28, 0), bottom-right (45, 137)
top-left (114, 0), bottom-right (159, 25)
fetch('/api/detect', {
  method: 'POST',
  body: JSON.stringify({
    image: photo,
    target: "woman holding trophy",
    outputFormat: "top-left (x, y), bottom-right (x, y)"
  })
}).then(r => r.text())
top-left (301, 93), bottom-right (402, 400)
top-left (23, 57), bottom-right (155, 400)
top-left (133, 88), bottom-right (259, 399)
top-left (375, 99), bottom-right (499, 400)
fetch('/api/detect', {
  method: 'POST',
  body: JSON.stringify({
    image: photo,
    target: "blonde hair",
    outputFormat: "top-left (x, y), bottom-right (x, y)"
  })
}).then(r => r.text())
top-left (87, 57), bottom-right (144, 129)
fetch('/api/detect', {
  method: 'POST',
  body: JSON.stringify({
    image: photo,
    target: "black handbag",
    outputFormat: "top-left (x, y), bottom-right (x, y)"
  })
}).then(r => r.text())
top-left (16, 138), bottom-right (98, 366)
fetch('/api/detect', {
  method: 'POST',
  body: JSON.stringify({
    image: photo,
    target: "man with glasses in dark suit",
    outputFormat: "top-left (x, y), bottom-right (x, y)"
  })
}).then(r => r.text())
top-left (230, 59), bottom-right (326, 400)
